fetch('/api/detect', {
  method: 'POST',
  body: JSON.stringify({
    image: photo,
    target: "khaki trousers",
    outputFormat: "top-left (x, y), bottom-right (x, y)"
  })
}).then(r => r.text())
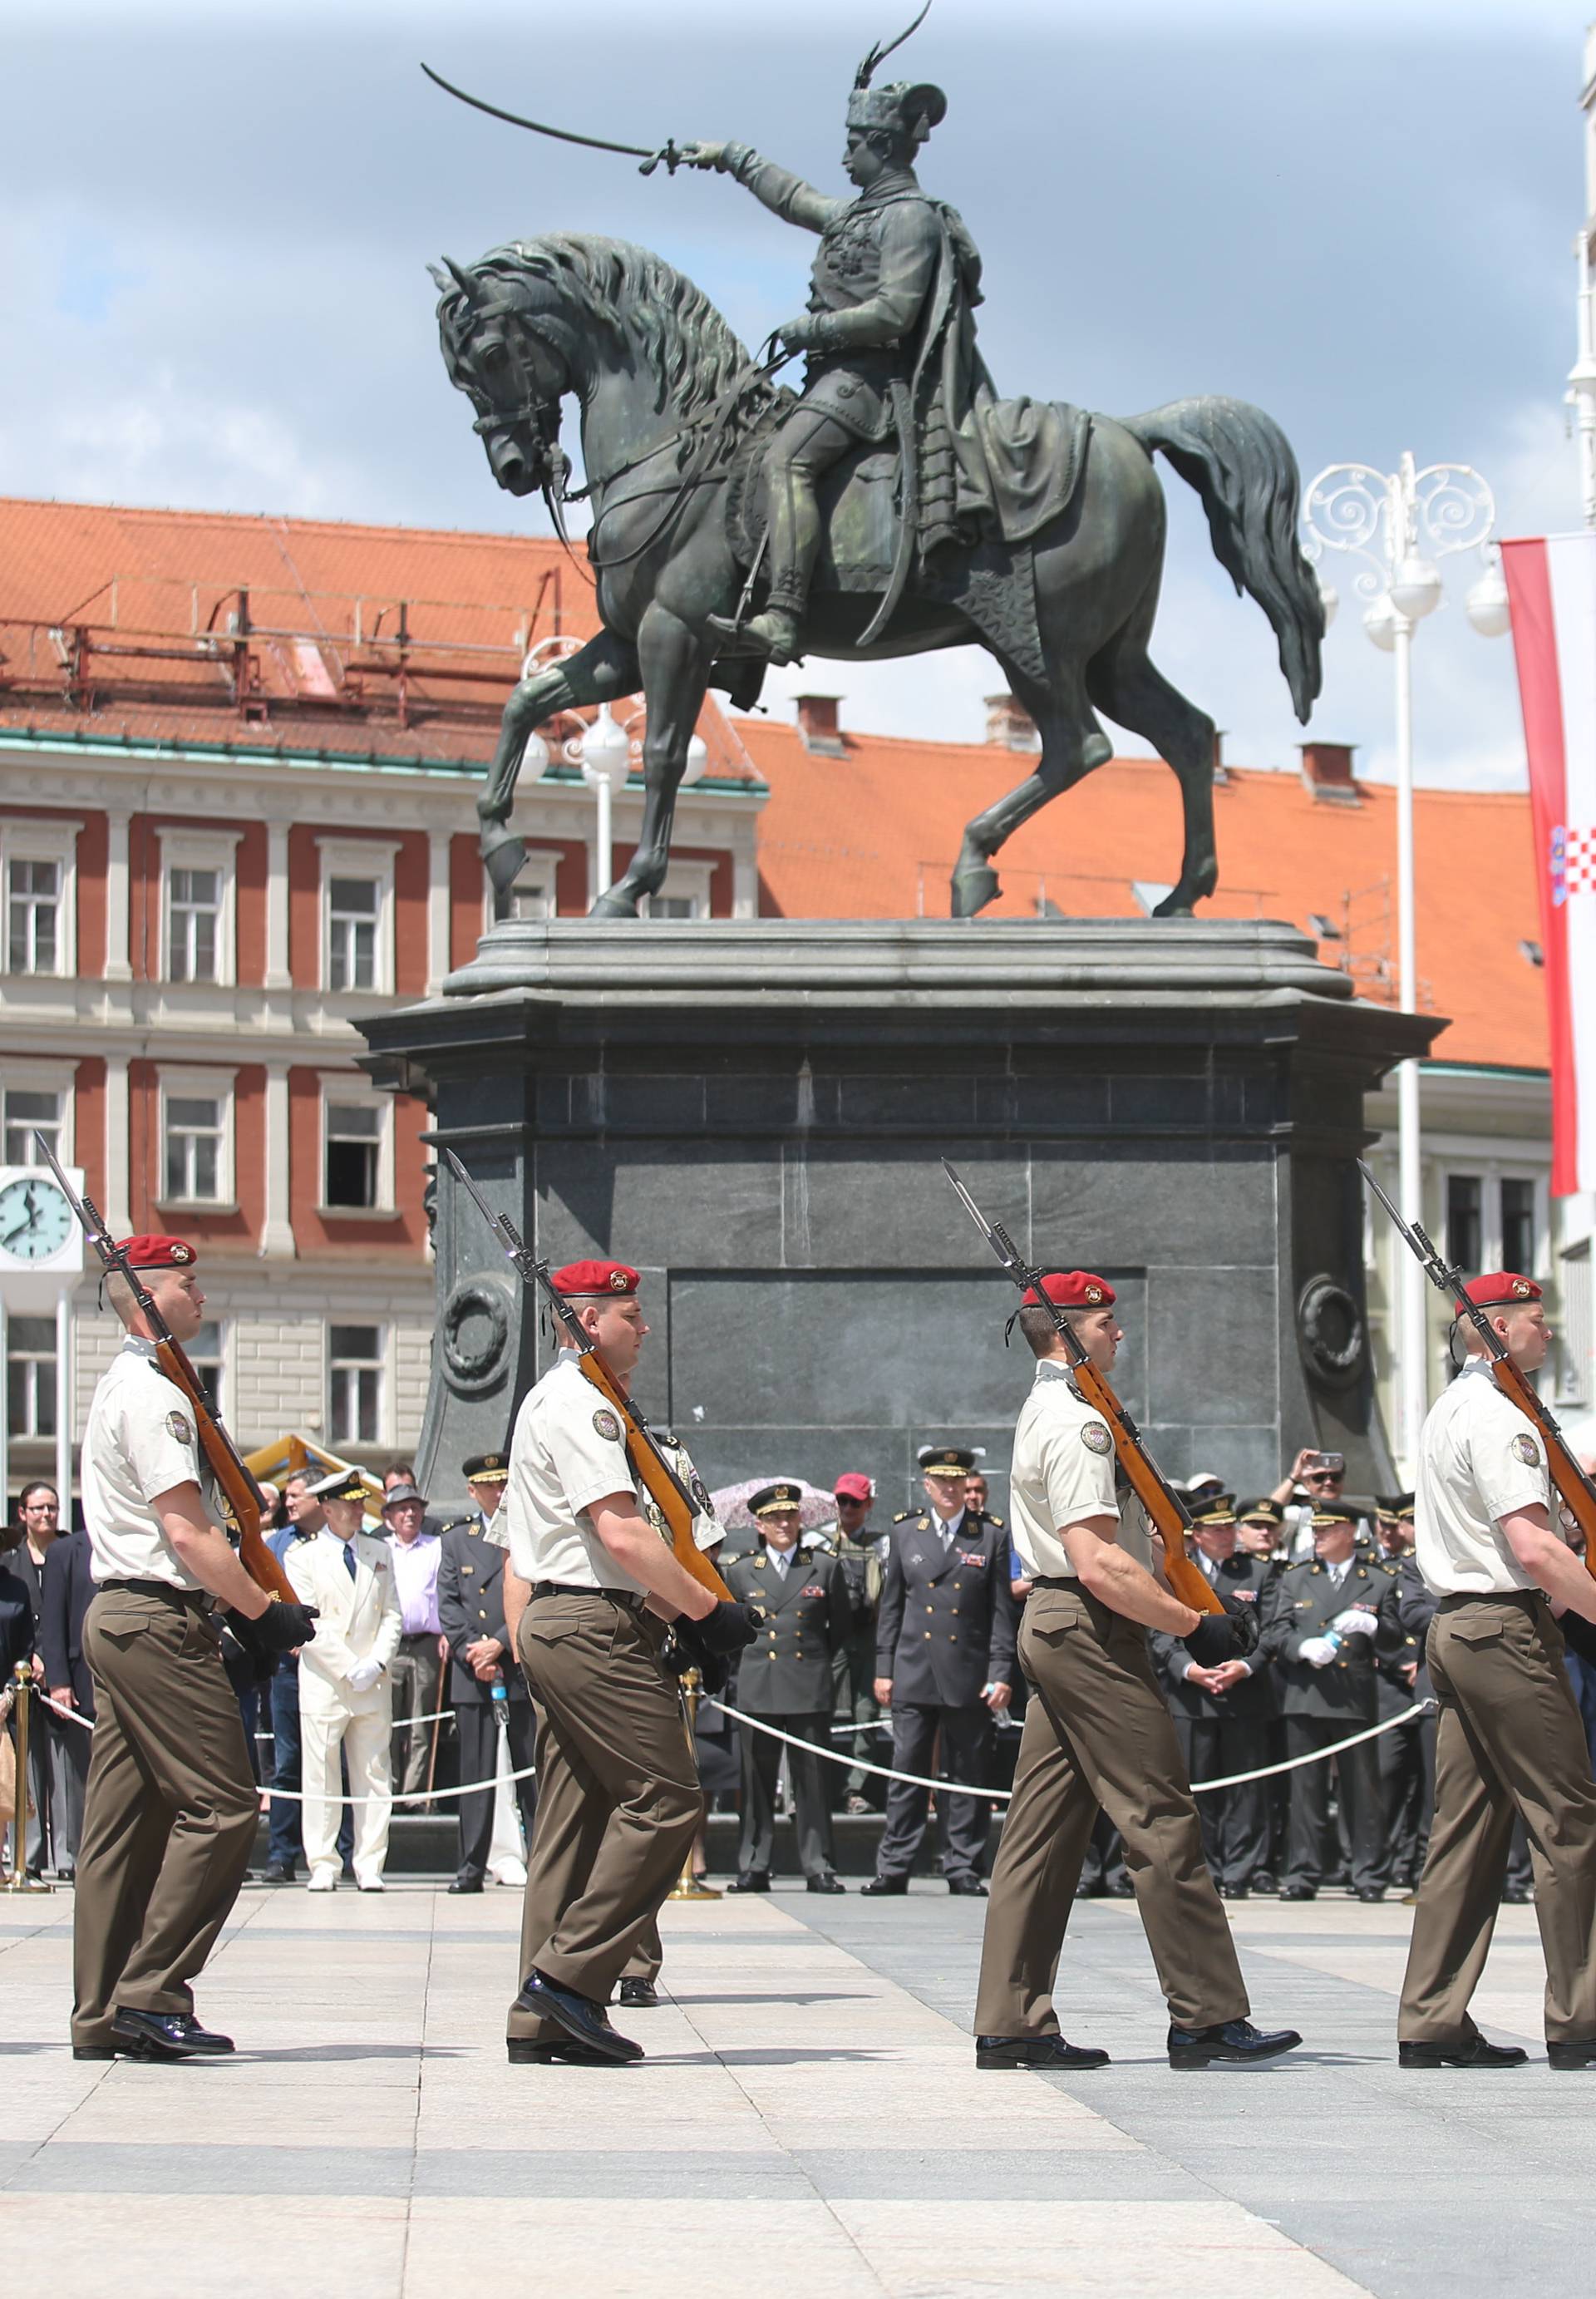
top-left (506, 1591), bottom-right (702, 2041)
top-left (72, 1586), bottom-right (259, 2048)
top-left (387, 1635), bottom-right (443, 1797)
top-left (1401, 1591), bottom-right (1596, 2045)
top-left (974, 1585), bottom-right (1249, 2036)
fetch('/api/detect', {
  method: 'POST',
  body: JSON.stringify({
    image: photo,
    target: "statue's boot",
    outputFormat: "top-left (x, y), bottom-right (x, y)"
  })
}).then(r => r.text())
top-left (706, 457), bottom-right (820, 664)
top-left (707, 604), bottom-right (804, 664)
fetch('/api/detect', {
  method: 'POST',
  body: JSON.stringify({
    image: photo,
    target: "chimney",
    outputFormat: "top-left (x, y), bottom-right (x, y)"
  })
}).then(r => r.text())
top-left (794, 693), bottom-right (845, 756)
top-left (984, 692), bottom-right (1041, 751)
top-left (1298, 740), bottom-right (1361, 806)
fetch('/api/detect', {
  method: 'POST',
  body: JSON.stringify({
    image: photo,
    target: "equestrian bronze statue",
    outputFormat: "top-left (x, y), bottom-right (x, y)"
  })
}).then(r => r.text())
top-left (430, 29), bottom-right (1323, 922)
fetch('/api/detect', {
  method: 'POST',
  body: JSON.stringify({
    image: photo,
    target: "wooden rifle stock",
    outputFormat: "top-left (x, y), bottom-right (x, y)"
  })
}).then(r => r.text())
top-left (1490, 1358), bottom-right (1596, 1581)
top-left (153, 1339), bottom-right (297, 1605)
top-left (575, 1355), bottom-right (732, 1603)
top-left (1070, 1359), bottom-right (1224, 1617)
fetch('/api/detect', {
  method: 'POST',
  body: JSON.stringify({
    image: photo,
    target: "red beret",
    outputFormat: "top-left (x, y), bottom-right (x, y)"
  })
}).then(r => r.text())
top-left (834, 1473), bottom-right (874, 1503)
top-left (1023, 1270), bottom-right (1116, 1310)
top-left (116, 1235), bottom-right (197, 1270)
top-left (551, 1259), bottom-right (639, 1299)
top-left (1457, 1271), bottom-right (1541, 1314)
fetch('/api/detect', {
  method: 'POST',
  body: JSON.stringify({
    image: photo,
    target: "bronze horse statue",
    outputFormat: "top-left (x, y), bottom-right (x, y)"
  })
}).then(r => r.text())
top-left (435, 233), bottom-right (1323, 920)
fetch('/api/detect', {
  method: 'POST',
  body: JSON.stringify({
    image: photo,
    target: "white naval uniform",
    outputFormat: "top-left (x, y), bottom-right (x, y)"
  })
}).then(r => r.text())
top-left (287, 1528), bottom-right (402, 1883)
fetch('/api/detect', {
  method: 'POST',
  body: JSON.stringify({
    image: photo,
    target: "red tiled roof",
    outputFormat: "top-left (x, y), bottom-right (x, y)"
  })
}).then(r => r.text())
top-left (742, 721), bottom-right (1545, 1073)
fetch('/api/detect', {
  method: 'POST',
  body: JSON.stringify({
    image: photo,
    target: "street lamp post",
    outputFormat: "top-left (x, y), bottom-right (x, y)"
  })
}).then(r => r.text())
top-left (1302, 455), bottom-right (1508, 1473)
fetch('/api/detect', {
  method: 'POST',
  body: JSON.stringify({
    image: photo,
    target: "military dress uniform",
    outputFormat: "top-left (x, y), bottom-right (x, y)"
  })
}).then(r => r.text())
top-left (1365, 1498), bottom-right (1428, 1892)
top-left (1400, 1278), bottom-right (1596, 2059)
top-left (287, 1471), bottom-right (403, 1889)
top-left (504, 1263), bottom-right (710, 2060)
top-left (71, 1238), bottom-right (264, 2057)
top-left (1149, 1510), bottom-right (1278, 1897)
top-left (973, 1277), bottom-right (1257, 2047)
top-left (1258, 1522), bottom-right (1399, 1898)
top-left (869, 1455), bottom-right (1017, 1891)
top-left (438, 1454), bottom-right (536, 1892)
top-left (830, 1473), bottom-right (888, 1807)
top-left (724, 1485), bottom-right (850, 1888)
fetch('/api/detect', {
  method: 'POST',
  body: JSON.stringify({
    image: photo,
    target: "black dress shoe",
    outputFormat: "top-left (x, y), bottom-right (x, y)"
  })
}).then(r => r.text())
top-left (1399, 2033), bottom-right (1528, 2069)
top-left (1278, 1886), bottom-right (1316, 1902)
top-left (513, 1971), bottom-right (642, 2064)
top-left (806, 1874), bottom-right (846, 1894)
top-left (259, 1862), bottom-right (297, 1885)
top-left (860, 1875), bottom-right (908, 1896)
top-left (1548, 2037), bottom-right (1596, 2070)
top-left (1354, 1887), bottom-right (1386, 1903)
top-left (72, 2043), bottom-right (123, 2060)
top-left (111, 2009), bottom-right (204, 2060)
top-left (1502, 1884), bottom-right (1534, 1904)
top-left (1074, 1879), bottom-right (1106, 1899)
top-left (449, 1877), bottom-right (485, 1895)
top-left (948, 1876), bottom-right (988, 1897)
top-left (1104, 1879), bottom-right (1135, 1899)
top-left (1250, 1871), bottom-right (1278, 1894)
top-left (727, 1872), bottom-right (771, 1893)
top-left (618, 1977), bottom-right (659, 2008)
top-left (1167, 2017), bottom-right (1303, 2070)
top-left (976, 2034), bottom-right (1111, 2071)
top-left (506, 2035), bottom-right (619, 2066)
top-left (1218, 1885), bottom-right (1249, 1901)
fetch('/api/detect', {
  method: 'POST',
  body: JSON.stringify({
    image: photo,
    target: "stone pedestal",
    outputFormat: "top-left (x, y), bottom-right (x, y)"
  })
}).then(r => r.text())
top-left (358, 919), bottom-right (1441, 1516)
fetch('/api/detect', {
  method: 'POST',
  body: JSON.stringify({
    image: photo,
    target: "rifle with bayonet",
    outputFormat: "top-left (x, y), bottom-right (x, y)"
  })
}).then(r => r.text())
top-left (445, 1150), bottom-right (732, 1602)
top-left (36, 1136), bottom-right (297, 1606)
top-left (941, 1161), bottom-right (1224, 1618)
top-left (1358, 1159), bottom-right (1596, 1574)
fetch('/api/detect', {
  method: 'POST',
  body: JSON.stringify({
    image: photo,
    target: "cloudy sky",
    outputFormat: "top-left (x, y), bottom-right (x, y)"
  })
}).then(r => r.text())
top-left (2, 0), bottom-right (1587, 785)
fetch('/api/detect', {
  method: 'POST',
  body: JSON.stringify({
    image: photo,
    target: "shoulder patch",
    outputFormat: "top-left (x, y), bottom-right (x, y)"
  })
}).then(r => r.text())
top-left (592, 1408), bottom-right (623, 1442)
top-left (1510, 1432), bottom-right (1542, 1468)
top-left (165, 1409), bottom-right (194, 1446)
top-left (1081, 1422), bottom-right (1114, 1456)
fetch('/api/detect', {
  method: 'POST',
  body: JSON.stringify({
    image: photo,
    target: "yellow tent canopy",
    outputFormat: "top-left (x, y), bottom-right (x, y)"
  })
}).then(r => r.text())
top-left (243, 1434), bottom-right (385, 1517)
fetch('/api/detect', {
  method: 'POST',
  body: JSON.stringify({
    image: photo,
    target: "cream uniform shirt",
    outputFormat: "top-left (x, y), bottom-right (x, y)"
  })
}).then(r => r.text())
top-left (1416, 1354), bottom-right (1552, 1596)
top-left (80, 1337), bottom-right (209, 1589)
top-left (505, 1353), bottom-right (643, 1590)
top-left (1009, 1361), bottom-right (1140, 1576)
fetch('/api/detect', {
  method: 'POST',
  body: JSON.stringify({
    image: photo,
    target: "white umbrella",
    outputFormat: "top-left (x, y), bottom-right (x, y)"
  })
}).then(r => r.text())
top-left (708, 1476), bottom-right (837, 1533)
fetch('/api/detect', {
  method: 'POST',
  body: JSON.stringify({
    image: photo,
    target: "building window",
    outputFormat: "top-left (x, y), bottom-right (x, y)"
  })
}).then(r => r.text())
top-left (1446, 1174), bottom-right (1481, 1272)
top-left (188, 1320), bottom-right (224, 1418)
top-left (328, 1324), bottom-right (382, 1448)
top-left (643, 861), bottom-right (713, 921)
top-left (1501, 1177), bottom-right (1536, 1275)
top-left (167, 867), bottom-right (222, 984)
top-left (328, 877), bottom-right (380, 990)
top-left (2, 1087), bottom-right (63, 1167)
top-left (7, 858), bottom-right (61, 974)
top-left (325, 1101), bottom-right (383, 1210)
top-left (6, 1315), bottom-right (57, 1438)
top-left (1443, 1168), bottom-right (1544, 1284)
top-left (165, 1094), bottom-right (225, 1203)
top-left (1558, 1243), bottom-right (1592, 1407)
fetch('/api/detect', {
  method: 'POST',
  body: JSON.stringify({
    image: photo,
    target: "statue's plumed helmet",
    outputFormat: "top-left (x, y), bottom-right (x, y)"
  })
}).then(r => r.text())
top-left (845, 79), bottom-right (946, 148)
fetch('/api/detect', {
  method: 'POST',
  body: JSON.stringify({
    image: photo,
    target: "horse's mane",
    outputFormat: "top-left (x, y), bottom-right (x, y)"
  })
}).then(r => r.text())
top-left (439, 232), bottom-right (762, 422)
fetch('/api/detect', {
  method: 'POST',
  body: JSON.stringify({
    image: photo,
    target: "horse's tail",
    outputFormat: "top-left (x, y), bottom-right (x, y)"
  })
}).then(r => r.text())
top-left (1122, 396), bottom-right (1323, 724)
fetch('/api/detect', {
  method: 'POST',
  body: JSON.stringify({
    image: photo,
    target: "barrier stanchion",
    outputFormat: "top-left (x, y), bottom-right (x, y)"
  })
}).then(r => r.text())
top-left (668, 1668), bottom-right (720, 1902)
top-left (4, 1664), bottom-right (52, 1894)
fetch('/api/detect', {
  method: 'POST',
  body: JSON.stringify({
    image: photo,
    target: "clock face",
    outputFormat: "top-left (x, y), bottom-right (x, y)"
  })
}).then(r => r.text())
top-left (0, 1175), bottom-right (74, 1263)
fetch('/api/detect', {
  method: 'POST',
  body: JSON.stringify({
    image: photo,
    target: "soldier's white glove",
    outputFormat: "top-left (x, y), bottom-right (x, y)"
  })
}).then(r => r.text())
top-left (347, 1657), bottom-right (382, 1692)
top-left (1330, 1608), bottom-right (1378, 1637)
top-left (1298, 1635), bottom-right (1338, 1668)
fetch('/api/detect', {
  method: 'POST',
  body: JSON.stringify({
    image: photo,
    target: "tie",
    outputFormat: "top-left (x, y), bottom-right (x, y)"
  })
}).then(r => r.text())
top-left (342, 1542), bottom-right (357, 1582)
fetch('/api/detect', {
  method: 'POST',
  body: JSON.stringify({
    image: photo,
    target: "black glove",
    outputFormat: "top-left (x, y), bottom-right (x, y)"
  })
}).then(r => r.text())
top-left (1183, 1607), bottom-right (1258, 1666)
top-left (688, 1600), bottom-right (761, 1659)
top-left (1558, 1607), bottom-right (1596, 1670)
top-left (665, 1620), bottom-right (731, 1696)
top-left (248, 1599), bottom-right (319, 1655)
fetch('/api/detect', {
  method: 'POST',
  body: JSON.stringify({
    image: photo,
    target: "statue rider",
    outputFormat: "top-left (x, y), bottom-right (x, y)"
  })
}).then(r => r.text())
top-left (683, 67), bottom-right (983, 667)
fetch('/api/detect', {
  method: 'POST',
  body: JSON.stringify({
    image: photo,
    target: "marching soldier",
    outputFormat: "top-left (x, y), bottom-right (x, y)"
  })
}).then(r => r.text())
top-left (863, 1444), bottom-right (1017, 1897)
top-left (724, 1483), bottom-right (850, 1893)
top-left (288, 1468), bottom-right (402, 1892)
top-left (1259, 1504), bottom-right (1399, 1902)
top-left (438, 1453), bottom-right (536, 1895)
top-left (500, 1260), bottom-right (756, 2067)
top-left (1149, 1497), bottom-right (1278, 1899)
top-left (1399, 1273), bottom-right (1596, 2068)
top-left (830, 1472), bottom-right (887, 1813)
top-left (973, 1270), bottom-right (1300, 2070)
top-left (71, 1236), bottom-right (318, 2060)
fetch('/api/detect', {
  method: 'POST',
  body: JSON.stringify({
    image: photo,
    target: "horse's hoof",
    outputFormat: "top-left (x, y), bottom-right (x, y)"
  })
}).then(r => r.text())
top-left (1151, 889), bottom-right (1198, 919)
top-left (951, 863), bottom-right (1001, 919)
top-left (482, 830), bottom-right (525, 897)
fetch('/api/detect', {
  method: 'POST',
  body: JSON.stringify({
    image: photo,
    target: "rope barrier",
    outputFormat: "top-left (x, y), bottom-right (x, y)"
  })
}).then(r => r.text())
top-left (252, 1703), bottom-right (458, 1742)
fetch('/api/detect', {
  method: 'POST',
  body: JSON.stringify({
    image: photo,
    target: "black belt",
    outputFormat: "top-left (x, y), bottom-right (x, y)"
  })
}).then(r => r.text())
top-left (1031, 1576), bottom-right (1079, 1591)
top-left (532, 1581), bottom-right (645, 1612)
top-left (1436, 1588), bottom-right (1541, 1611)
top-left (398, 1629), bottom-right (440, 1642)
top-left (97, 1578), bottom-right (210, 1610)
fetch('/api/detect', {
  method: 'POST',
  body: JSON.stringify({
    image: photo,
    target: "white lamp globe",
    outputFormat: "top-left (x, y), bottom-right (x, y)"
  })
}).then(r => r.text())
top-left (1390, 555), bottom-right (1442, 621)
top-left (1362, 591), bottom-right (1399, 654)
top-left (680, 732), bottom-right (710, 788)
top-left (579, 703), bottom-right (631, 792)
top-left (1465, 563), bottom-right (1510, 639)
top-left (1316, 577), bottom-right (1339, 630)
top-left (521, 729), bottom-right (551, 777)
